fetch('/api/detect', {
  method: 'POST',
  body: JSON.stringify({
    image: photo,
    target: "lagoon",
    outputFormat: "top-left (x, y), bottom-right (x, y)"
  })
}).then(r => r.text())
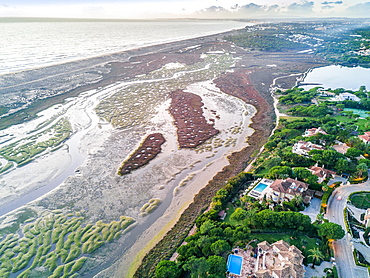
top-left (301, 65), bottom-right (370, 91)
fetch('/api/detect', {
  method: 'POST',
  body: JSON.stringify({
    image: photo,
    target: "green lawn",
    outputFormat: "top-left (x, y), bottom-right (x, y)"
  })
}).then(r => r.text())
top-left (350, 192), bottom-right (370, 209)
top-left (249, 233), bottom-right (319, 251)
top-left (223, 203), bottom-right (239, 226)
top-left (254, 167), bottom-right (269, 176)
top-left (332, 115), bottom-right (357, 123)
top-left (332, 116), bottom-right (370, 132)
top-left (280, 116), bottom-right (308, 122)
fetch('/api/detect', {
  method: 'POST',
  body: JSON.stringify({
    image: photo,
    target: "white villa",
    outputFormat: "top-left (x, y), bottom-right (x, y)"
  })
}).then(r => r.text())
top-left (292, 141), bottom-right (325, 156)
top-left (337, 92), bottom-right (361, 102)
top-left (266, 178), bottom-right (311, 204)
top-left (302, 127), bottom-right (327, 137)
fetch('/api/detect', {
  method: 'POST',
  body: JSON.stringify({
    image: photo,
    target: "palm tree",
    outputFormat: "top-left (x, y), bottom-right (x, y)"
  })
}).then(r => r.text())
top-left (308, 248), bottom-right (324, 268)
top-left (292, 195), bottom-right (303, 208)
top-left (316, 213), bottom-right (325, 224)
top-left (356, 163), bottom-right (368, 178)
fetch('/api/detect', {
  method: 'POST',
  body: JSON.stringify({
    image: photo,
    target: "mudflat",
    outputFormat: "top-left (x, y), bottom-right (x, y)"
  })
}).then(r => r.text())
top-left (0, 28), bottom-right (328, 278)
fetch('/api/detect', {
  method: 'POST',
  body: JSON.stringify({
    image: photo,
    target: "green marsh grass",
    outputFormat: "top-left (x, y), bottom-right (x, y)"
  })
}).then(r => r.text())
top-left (0, 212), bottom-right (135, 277)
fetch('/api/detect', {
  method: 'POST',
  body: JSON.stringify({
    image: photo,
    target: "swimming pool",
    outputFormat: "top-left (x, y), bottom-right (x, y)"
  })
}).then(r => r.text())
top-left (253, 183), bottom-right (268, 192)
top-left (227, 254), bottom-right (242, 275)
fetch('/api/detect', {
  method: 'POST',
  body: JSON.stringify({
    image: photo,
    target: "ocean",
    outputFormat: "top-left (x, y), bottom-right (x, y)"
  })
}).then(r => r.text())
top-left (0, 18), bottom-right (248, 75)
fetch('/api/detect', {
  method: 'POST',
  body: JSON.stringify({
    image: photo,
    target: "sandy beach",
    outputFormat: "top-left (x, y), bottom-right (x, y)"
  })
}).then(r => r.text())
top-left (0, 28), bottom-right (328, 278)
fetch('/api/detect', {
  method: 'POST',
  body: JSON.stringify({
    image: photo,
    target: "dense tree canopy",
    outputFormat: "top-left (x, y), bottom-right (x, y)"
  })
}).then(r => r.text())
top-left (155, 261), bottom-right (182, 278)
top-left (230, 208), bottom-right (248, 223)
top-left (317, 222), bottom-right (345, 240)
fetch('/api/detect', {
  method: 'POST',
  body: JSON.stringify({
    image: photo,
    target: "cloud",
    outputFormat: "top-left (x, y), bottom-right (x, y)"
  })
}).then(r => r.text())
top-left (197, 2), bottom-right (284, 18)
top-left (346, 2), bottom-right (370, 17)
top-left (321, 1), bottom-right (343, 4)
top-left (287, 1), bottom-right (314, 14)
top-left (322, 5), bottom-right (334, 9)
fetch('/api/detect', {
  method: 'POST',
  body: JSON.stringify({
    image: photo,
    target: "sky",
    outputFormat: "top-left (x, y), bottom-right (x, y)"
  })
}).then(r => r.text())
top-left (1, 0), bottom-right (370, 18)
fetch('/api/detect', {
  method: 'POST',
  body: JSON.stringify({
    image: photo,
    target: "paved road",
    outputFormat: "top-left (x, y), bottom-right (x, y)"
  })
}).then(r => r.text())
top-left (326, 180), bottom-right (370, 278)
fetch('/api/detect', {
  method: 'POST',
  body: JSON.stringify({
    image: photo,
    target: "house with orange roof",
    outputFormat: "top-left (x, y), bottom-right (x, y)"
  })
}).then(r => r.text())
top-left (332, 142), bottom-right (350, 154)
top-left (359, 132), bottom-right (370, 144)
top-left (309, 166), bottom-right (336, 183)
top-left (265, 178), bottom-right (313, 204)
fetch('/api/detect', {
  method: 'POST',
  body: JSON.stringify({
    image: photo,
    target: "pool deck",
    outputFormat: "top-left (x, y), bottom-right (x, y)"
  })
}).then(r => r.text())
top-left (227, 248), bottom-right (257, 277)
top-left (248, 178), bottom-right (274, 199)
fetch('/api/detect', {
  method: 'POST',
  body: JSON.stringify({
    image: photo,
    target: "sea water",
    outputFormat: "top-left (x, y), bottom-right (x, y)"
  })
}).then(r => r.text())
top-left (0, 18), bottom-right (248, 75)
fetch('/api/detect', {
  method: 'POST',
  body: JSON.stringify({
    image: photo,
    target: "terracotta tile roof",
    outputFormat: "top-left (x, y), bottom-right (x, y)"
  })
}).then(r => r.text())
top-left (257, 241), bottom-right (271, 252)
top-left (332, 143), bottom-right (350, 154)
top-left (359, 132), bottom-right (370, 142)
top-left (244, 240), bottom-right (305, 278)
top-left (270, 178), bottom-right (308, 196)
top-left (309, 166), bottom-right (336, 178)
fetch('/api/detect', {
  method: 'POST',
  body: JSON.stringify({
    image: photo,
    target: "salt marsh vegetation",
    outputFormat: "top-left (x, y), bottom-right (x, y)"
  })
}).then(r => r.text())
top-left (194, 136), bottom-right (236, 153)
top-left (139, 199), bottom-right (161, 216)
top-left (0, 118), bottom-right (71, 169)
top-left (95, 54), bottom-right (235, 129)
top-left (0, 211), bottom-right (134, 278)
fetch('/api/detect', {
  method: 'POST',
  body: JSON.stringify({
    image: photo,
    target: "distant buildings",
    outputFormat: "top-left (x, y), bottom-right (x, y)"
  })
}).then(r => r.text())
top-left (359, 132), bottom-right (370, 144)
top-left (293, 141), bottom-right (325, 156)
top-left (302, 127), bottom-right (327, 137)
top-left (309, 166), bottom-right (336, 183)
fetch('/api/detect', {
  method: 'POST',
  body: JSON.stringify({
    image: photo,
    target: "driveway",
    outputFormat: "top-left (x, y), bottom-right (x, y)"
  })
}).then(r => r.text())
top-left (326, 181), bottom-right (370, 278)
top-left (304, 261), bottom-right (332, 278)
top-left (302, 197), bottom-right (321, 222)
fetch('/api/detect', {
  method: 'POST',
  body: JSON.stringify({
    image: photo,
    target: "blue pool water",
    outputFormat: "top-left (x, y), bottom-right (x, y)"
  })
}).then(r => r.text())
top-left (254, 183), bottom-right (268, 192)
top-left (227, 254), bottom-right (243, 275)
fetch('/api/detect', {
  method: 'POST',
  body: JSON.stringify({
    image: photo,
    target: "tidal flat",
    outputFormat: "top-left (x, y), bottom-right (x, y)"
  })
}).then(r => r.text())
top-left (0, 44), bottom-right (256, 277)
top-left (0, 29), bottom-right (327, 277)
